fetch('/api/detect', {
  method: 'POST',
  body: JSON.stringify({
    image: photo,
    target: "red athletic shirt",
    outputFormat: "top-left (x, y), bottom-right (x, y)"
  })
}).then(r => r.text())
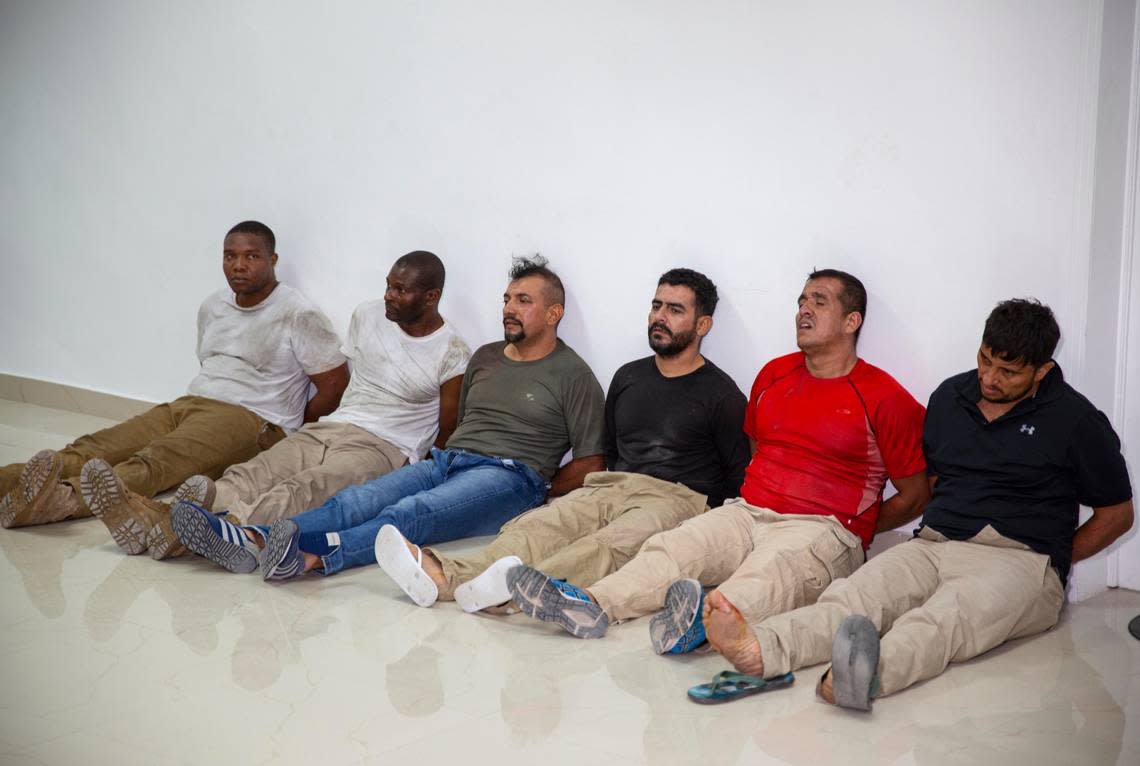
top-left (740, 352), bottom-right (926, 548)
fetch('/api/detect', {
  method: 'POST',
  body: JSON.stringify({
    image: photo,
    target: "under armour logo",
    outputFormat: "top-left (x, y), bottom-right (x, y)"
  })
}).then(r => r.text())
top-left (1020, 424), bottom-right (1035, 436)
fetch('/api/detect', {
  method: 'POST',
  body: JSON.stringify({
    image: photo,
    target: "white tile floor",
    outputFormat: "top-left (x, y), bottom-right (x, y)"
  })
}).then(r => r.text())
top-left (1, 398), bottom-right (1138, 765)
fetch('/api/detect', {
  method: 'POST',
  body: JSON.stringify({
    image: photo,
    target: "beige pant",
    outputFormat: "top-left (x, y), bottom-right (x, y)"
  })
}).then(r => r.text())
top-left (0, 395), bottom-right (282, 517)
top-left (752, 525), bottom-right (1065, 697)
top-left (431, 472), bottom-right (709, 599)
top-left (215, 420), bottom-right (407, 525)
top-left (588, 501), bottom-right (865, 622)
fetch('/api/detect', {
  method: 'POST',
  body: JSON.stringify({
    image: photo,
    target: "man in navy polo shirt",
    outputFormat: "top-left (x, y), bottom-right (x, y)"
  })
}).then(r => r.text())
top-left (701, 298), bottom-right (1133, 711)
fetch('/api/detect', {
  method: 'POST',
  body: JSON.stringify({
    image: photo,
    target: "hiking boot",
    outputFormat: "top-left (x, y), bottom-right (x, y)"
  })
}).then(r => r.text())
top-left (0, 450), bottom-right (83, 528)
top-left (80, 458), bottom-right (179, 557)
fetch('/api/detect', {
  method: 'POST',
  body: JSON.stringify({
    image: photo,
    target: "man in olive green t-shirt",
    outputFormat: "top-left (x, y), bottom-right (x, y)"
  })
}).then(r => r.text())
top-left (251, 256), bottom-right (607, 581)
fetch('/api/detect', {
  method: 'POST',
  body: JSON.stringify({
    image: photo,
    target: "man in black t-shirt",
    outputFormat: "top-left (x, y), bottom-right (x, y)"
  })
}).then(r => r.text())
top-left (701, 299), bottom-right (1133, 711)
top-left (375, 268), bottom-right (751, 612)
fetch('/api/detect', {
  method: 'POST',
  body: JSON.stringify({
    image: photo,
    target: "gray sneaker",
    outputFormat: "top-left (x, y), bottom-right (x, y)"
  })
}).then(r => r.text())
top-left (506, 565), bottom-right (609, 639)
top-left (260, 519), bottom-right (305, 581)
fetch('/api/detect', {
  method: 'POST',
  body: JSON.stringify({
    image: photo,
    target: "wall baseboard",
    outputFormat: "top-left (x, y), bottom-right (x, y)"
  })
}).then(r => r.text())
top-left (0, 373), bottom-right (156, 422)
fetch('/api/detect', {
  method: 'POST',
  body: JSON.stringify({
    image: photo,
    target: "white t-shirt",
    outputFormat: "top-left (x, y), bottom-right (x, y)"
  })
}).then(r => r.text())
top-left (324, 300), bottom-right (472, 462)
top-left (187, 284), bottom-right (346, 431)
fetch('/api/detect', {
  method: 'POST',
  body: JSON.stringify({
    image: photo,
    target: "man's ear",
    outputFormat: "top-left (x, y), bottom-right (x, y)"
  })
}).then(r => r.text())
top-left (1034, 360), bottom-right (1056, 384)
top-left (546, 303), bottom-right (565, 326)
top-left (696, 314), bottom-right (713, 338)
top-left (844, 311), bottom-right (863, 336)
top-left (425, 288), bottom-right (442, 307)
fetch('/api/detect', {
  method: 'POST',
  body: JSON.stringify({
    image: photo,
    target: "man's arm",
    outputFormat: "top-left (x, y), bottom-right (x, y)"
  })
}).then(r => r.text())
top-left (433, 375), bottom-right (464, 449)
top-left (548, 454), bottom-right (605, 498)
top-left (303, 362), bottom-right (349, 423)
top-left (1072, 499), bottom-right (1134, 563)
top-left (874, 471), bottom-right (931, 532)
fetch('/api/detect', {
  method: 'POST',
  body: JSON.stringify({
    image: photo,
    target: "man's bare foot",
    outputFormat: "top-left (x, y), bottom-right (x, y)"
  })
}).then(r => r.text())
top-left (703, 590), bottom-right (765, 676)
top-left (243, 527), bottom-right (266, 550)
top-left (411, 541), bottom-right (447, 588)
top-left (817, 669), bottom-right (836, 704)
top-left (302, 552), bottom-right (323, 572)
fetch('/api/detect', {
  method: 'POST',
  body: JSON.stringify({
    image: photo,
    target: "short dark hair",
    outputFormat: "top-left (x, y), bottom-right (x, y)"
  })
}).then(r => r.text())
top-left (226, 220), bottom-right (275, 252)
top-left (808, 268), bottom-right (867, 340)
top-left (509, 254), bottom-right (565, 307)
top-left (982, 298), bottom-right (1060, 366)
top-left (394, 250), bottom-right (445, 292)
top-left (658, 268), bottom-right (719, 317)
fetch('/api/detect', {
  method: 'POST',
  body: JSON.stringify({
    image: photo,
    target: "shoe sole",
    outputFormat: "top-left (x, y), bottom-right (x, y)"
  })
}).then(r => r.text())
top-left (1, 450), bottom-right (62, 528)
top-left (831, 614), bottom-right (880, 712)
top-left (174, 475), bottom-right (216, 510)
top-left (454, 555), bottom-right (522, 613)
top-left (650, 578), bottom-right (703, 655)
top-left (81, 460), bottom-right (148, 555)
top-left (261, 519), bottom-right (302, 581)
top-left (374, 525), bottom-right (438, 607)
top-left (505, 566), bottom-right (609, 639)
top-left (171, 502), bottom-right (257, 574)
top-left (147, 520), bottom-right (186, 560)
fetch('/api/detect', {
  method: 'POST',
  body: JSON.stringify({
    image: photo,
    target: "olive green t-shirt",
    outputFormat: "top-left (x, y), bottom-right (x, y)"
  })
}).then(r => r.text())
top-left (445, 340), bottom-right (606, 481)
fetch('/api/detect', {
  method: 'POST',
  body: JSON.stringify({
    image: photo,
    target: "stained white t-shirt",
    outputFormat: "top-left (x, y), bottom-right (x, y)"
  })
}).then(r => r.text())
top-left (187, 284), bottom-right (346, 431)
top-left (324, 300), bottom-right (472, 462)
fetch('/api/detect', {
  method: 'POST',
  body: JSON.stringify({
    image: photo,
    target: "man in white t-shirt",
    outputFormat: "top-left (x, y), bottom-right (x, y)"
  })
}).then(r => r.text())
top-left (168, 251), bottom-right (473, 573)
top-left (0, 221), bottom-right (349, 561)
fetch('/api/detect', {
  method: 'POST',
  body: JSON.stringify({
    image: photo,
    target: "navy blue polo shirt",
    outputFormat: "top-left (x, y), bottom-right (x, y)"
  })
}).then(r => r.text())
top-left (919, 365), bottom-right (1131, 584)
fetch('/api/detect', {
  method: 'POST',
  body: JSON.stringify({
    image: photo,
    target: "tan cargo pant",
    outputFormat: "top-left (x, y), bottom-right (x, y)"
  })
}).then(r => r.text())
top-left (588, 500), bottom-right (865, 622)
top-left (0, 395), bottom-right (282, 517)
top-left (430, 472), bottom-right (709, 600)
top-left (215, 420), bottom-right (408, 525)
top-left (752, 525), bottom-right (1065, 697)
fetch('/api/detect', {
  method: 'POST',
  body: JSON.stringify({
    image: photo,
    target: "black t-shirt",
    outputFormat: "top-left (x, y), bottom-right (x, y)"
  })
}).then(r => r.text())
top-left (919, 365), bottom-right (1131, 583)
top-left (604, 356), bottom-right (750, 507)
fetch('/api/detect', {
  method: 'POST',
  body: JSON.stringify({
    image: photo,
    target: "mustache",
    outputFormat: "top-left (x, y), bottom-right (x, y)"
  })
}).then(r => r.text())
top-left (649, 323), bottom-right (672, 336)
top-left (503, 316), bottom-right (521, 325)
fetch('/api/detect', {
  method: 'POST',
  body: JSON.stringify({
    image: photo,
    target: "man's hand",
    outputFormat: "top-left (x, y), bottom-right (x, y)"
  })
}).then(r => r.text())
top-left (548, 454), bottom-right (605, 498)
top-left (303, 362), bottom-right (349, 423)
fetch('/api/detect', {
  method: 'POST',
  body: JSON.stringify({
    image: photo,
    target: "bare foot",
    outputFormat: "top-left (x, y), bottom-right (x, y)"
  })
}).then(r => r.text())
top-left (817, 669), bottom-right (836, 704)
top-left (243, 528), bottom-right (266, 550)
top-left (703, 590), bottom-right (765, 676)
top-left (302, 552), bottom-right (323, 572)
top-left (416, 543), bottom-right (447, 589)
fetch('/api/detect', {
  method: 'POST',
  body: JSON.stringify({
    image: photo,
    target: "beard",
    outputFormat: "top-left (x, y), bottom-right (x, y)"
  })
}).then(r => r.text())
top-left (648, 323), bottom-right (697, 357)
top-left (504, 318), bottom-right (525, 344)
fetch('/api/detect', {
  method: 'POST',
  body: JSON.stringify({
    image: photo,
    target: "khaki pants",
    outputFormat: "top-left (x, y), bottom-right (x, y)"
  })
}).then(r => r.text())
top-left (589, 501), bottom-right (865, 622)
top-left (215, 420), bottom-right (407, 525)
top-left (1, 395), bottom-right (282, 517)
top-left (752, 525), bottom-right (1065, 697)
top-left (431, 472), bottom-right (708, 600)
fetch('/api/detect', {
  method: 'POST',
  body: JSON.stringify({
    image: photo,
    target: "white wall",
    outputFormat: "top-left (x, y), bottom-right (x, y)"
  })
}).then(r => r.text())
top-left (0, 2), bottom-right (1131, 592)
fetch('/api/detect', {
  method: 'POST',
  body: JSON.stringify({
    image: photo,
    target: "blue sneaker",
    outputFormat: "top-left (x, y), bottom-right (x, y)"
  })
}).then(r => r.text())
top-left (506, 565), bottom-right (609, 639)
top-left (171, 500), bottom-right (259, 574)
top-left (650, 579), bottom-right (707, 655)
top-left (260, 519), bottom-right (305, 581)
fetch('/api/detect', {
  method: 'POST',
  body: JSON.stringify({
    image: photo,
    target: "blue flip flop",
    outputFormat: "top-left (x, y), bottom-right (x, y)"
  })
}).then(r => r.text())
top-left (687, 671), bottom-right (795, 704)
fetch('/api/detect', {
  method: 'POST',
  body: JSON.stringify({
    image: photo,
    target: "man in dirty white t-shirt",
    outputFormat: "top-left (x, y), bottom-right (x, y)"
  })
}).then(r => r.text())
top-left (0, 220), bottom-right (349, 561)
top-left (169, 251), bottom-right (473, 574)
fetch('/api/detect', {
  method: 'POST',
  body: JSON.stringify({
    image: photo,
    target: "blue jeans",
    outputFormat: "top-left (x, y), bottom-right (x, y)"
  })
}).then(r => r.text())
top-left (291, 448), bottom-right (548, 575)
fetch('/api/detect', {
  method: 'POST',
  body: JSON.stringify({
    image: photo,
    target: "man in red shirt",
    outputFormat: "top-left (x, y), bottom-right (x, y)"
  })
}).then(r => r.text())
top-left (507, 269), bottom-right (931, 655)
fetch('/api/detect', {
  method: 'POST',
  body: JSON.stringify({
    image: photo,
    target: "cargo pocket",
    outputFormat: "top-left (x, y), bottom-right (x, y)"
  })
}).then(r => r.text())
top-left (258, 421), bottom-right (286, 451)
top-left (805, 525), bottom-right (862, 592)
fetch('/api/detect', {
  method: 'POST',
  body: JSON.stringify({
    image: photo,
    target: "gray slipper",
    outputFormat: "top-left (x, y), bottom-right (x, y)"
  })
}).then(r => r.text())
top-left (830, 614), bottom-right (880, 711)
